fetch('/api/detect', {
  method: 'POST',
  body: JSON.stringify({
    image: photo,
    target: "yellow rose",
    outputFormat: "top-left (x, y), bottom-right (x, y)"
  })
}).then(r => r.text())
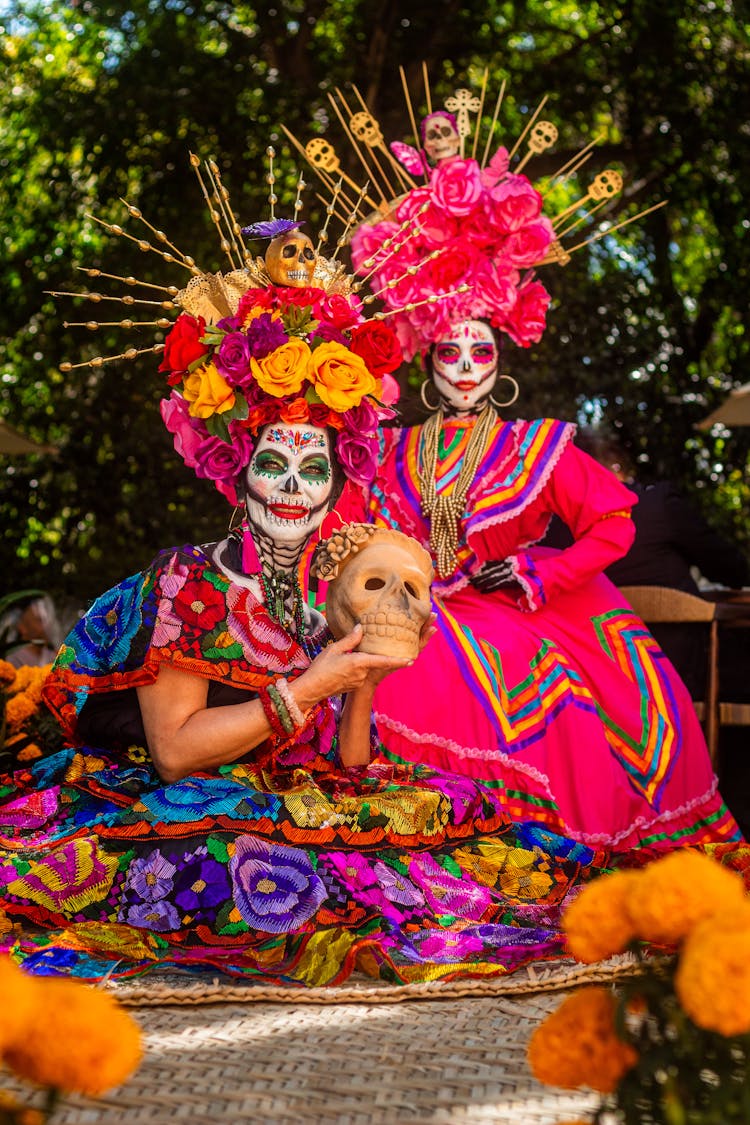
top-left (527, 987), bottom-right (637, 1093)
top-left (307, 341), bottom-right (377, 412)
top-left (250, 337), bottom-right (311, 398)
top-left (183, 361), bottom-right (236, 418)
top-left (627, 849), bottom-right (747, 946)
top-left (563, 871), bottom-right (641, 963)
top-left (674, 900), bottom-right (750, 1036)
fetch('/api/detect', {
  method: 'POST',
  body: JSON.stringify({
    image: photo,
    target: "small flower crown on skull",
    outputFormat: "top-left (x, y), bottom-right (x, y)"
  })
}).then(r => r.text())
top-left (51, 150), bottom-right (404, 504)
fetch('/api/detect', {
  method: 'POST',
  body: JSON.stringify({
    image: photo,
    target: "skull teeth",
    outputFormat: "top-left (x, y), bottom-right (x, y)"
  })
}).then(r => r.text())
top-left (360, 611), bottom-right (419, 637)
top-left (286, 270), bottom-right (308, 280)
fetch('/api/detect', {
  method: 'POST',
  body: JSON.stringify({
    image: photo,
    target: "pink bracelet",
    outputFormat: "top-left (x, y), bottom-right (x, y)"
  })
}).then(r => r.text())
top-left (274, 677), bottom-right (307, 731)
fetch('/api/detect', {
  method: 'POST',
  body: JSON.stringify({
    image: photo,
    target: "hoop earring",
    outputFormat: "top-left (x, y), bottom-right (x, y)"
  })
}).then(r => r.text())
top-left (420, 381), bottom-right (441, 412)
top-left (490, 375), bottom-right (520, 409)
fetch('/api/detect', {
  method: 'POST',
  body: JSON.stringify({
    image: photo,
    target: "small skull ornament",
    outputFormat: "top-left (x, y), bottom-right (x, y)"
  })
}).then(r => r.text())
top-left (529, 120), bottom-right (558, 154)
top-left (590, 169), bottom-right (623, 200)
top-left (305, 138), bottom-right (341, 173)
top-left (350, 111), bottom-right (384, 148)
top-left (265, 230), bottom-right (317, 287)
top-left (321, 527), bottom-right (433, 660)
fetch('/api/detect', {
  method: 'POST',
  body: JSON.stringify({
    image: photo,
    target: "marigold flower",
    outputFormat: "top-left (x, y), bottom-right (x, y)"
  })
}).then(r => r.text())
top-left (4, 692), bottom-right (37, 731)
top-left (563, 871), bottom-right (640, 963)
top-left (0, 957), bottom-right (39, 1052)
top-left (674, 900), bottom-right (750, 1036)
top-left (182, 361), bottom-right (236, 418)
top-left (250, 337), bottom-right (310, 398)
top-left (627, 849), bottom-right (747, 945)
top-left (527, 987), bottom-right (637, 1093)
top-left (307, 341), bottom-right (377, 412)
top-left (0, 659), bottom-right (17, 687)
top-left (4, 977), bottom-right (143, 1095)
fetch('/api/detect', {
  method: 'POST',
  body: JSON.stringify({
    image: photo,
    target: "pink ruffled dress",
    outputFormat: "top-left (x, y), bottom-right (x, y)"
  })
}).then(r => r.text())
top-left (347, 415), bottom-right (740, 850)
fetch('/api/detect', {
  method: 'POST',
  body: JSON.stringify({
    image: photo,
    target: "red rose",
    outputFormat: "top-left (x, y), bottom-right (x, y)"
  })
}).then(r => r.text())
top-left (237, 288), bottom-right (275, 322)
top-left (309, 403), bottom-right (344, 430)
top-left (279, 397), bottom-right (311, 425)
top-left (246, 400), bottom-right (281, 433)
top-left (173, 577), bottom-right (226, 630)
top-left (349, 321), bottom-right (403, 377)
top-left (273, 285), bottom-right (326, 309)
top-left (314, 293), bottom-right (363, 331)
top-left (158, 314), bottom-right (208, 377)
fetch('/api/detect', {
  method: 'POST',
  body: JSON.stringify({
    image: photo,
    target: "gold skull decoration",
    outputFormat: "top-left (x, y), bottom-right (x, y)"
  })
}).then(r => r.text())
top-left (349, 111), bottom-right (384, 148)
top-left (265, 230), bottom-right (317, 287)
top-left (305, 137), bottom-right (341, 174)
top-left (312, 524), bottom-right (433, 660)
top-left (590, 169), bottom-right (624, 200)
top-left (529, 120), bottom-right (559, 154)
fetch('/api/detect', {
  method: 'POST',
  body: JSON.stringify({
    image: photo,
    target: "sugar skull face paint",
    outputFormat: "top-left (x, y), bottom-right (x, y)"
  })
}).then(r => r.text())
top-left (431, 320), bottom-right (499, 414)
top-left (245, 424), bottom-right (333, 546)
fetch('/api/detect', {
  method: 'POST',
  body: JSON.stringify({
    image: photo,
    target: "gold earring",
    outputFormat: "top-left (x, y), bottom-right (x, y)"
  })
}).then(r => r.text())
top-left (228, 501), bottom-right (245, 532)
top-left (420, 381), bottom-right (441, 412)
top-left (490, 375), bottom-right (520, 409)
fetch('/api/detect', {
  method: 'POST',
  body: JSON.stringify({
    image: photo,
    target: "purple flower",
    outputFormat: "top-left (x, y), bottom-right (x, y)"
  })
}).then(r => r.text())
top-left (215, 331), bottom-right (254, 386)
top-left (409, 854), bottom-right (492, 919)
top-left (343, 397), bottom-right (379, 438)
top-left (245, 312), bottom-right (288, 359)
top-left (323, 851), bottom-right (379, 893)
top-left (125, 852), bottom-right (177, 902)
top-left (229, 837), bottom-right (326, 933)
top-left (120, 899), bottom-right (182, 933)
top-left (413, 930), bottom-right (484, 962)
top-left (216, 314), bottom-right (241, 332)
top-left (334, 428), bottom-right (379, 487)
top-left (312, 322), bottom-right (347, 345)
top-left (173, 849), bottom-right (231, 914)
top-left (372, 861), bottom-right (425, 908)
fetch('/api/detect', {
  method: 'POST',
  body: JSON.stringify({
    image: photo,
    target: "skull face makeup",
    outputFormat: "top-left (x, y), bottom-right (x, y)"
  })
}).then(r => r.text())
top-left (244, 424), bottom-right (333, 548)
top-left (324, 528), bottom-right (433, 660)
top-left (265, 230), bottom-right (317, 287)
top-left (431, 319), bottom-right (499, 414)
top-left (421, 112), bottom-right (460, 165)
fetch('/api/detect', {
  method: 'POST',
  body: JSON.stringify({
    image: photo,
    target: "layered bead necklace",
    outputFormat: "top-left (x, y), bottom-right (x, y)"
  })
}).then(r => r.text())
top-left (418, 401), bottom-right (497, 578)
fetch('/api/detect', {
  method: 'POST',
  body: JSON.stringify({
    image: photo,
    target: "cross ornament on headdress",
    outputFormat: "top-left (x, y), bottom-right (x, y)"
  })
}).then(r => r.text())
top-left (445, 88), bottom-right (482, 155)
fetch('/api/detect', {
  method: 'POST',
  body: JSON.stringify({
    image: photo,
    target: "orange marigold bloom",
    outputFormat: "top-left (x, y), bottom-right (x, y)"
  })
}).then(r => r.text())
top-left (4, 692), bottom-right (37, 732)
top-left (563, 871), bottom-right (641, 963)
top-left (527, 987), bottom-right (637, 1093)
top-left (4, 978), bottom-right (143, 1095)
top-left (627, 849), bottom-right (747, 946)
top-left (0, 659), bottom-right (16, 688)
top-left (674, 901), bottom-right (750, 1037)
top-left (0, 957), bottom-right (39, 1052)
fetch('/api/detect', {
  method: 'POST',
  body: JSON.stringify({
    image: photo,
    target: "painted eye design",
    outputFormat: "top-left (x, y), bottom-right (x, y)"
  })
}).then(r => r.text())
top-left (301, 458), bottom-right (330, 480)
top-left (254, 453), bottom-right (287, 475)
top-left (471, 344), bottom-right (496, 362)
top-left (435, 345), bottom-right (461, 364)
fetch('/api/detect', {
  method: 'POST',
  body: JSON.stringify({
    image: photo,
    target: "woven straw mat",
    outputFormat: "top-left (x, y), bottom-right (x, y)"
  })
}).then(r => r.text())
top-left (2, 959), bottom-right (640, 1124)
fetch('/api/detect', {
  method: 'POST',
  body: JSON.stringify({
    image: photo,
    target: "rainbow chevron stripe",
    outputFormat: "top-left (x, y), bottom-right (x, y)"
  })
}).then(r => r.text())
top-left (436, 602), bottom-right (685, 812)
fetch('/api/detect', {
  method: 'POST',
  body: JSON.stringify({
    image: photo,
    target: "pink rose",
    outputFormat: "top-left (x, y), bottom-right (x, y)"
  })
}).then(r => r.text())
top-left (504, 217), bottom-right (555, 268)
top-left (314, 292), bottom-right (363, 330)
top-left (487, 173), bottom-right (544, 233)
top-left (500, 280), bottom-right (551, 348)
top-left (473, 261), bottom-right (519, 327)
top-left (427, 239), bottom-right (481, 294)
top-left (335, 429), bottom-right (379, 487)
top-left (479, 147), bottom-right (510, 188)
top-left (396, 187), bottom-right (459, 245)
top-left (430, 159), bottom-right (483, 217)
top-left (160, 391), bottom-right (254, 505)
top-left (351, 220), bottom-right (399, 274)
top-left (379, 373), bottom-right (400, 406)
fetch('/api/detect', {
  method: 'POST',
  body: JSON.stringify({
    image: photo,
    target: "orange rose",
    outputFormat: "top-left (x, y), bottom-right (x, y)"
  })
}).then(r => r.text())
top-left (182, 361), bottom-right (236, 419)
top-left (307, 341), bottom-right (377, 412)
top-left (250, 337), bottom-right (311, 398)
top-left (279, 397), bottom-right (311, 425)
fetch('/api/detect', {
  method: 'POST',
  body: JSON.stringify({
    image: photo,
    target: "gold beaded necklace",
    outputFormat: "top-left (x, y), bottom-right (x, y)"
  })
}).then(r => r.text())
top-left (418, 401), bottom-right (497, 578)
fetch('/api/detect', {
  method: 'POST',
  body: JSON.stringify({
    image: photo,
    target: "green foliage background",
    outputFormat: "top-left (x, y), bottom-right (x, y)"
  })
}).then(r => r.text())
top-left (1, 0), bottom-right (749, 608)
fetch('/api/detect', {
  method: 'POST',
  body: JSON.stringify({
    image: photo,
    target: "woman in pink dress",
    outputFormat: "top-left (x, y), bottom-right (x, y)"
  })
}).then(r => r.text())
top-left (341, 314), bottom-right (740, 850)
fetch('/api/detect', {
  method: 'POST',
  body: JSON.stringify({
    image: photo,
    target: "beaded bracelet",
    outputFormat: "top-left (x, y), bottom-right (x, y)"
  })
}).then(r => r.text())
top-left (273, 677), bottom-right (307, 731)
top-left (267, 683), bottom-right (295, 736)
top-left (258, 684), bottom-right (287, 739)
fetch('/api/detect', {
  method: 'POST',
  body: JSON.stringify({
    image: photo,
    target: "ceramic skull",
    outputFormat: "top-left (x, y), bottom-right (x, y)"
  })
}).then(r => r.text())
top-left (321, 527), bottom-right (433, 659)
top-left (265, 230), bottom-right (317, 287)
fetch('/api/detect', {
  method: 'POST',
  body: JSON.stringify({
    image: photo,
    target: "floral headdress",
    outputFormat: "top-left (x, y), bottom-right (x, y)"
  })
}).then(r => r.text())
top-left (53, 152), bottom-right (403, 505)
top-left (285, 71), bottom-right (663, 362)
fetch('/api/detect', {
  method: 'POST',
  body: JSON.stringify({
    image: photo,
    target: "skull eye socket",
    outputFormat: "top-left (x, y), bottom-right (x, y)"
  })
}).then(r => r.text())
top-left (282, 245), bottom-right (297, 258)
top-left (405, 582), bottom-right (420, 598)
top-left (364, 577), bottom-right (386, 591)
top-left (302, 247), bottom-right (315, 261)
top-left (440, 126), bottom-right (453, 137)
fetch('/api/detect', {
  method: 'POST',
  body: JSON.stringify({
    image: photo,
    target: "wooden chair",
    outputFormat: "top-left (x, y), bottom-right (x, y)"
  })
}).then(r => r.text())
top-left (619, 585), bottom-right (750, 770)
top-left (618, 586), bottom-right (720, 764)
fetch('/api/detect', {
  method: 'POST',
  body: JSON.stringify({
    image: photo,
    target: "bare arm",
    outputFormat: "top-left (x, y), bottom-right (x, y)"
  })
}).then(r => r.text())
top-left (136, 624), bottom-right (411, 783)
